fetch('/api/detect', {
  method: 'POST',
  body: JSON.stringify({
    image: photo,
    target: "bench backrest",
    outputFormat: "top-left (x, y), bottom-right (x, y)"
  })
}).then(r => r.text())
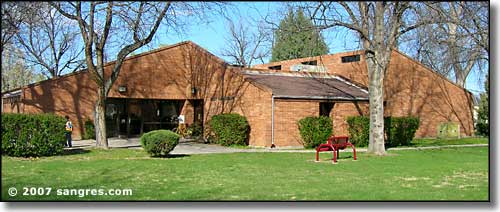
top-left (327, 136), bottom-right (349, 147)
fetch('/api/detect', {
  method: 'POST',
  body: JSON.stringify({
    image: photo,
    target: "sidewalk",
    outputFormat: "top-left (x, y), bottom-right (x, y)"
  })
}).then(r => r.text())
top-left (70, 138), bottom-right (488, 155)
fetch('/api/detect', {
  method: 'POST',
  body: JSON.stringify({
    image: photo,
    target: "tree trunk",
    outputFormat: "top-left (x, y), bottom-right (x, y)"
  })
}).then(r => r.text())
top-left (366, 53), bottom-right (386, 155)
top-left (94, 88), bottom-right (108, 149)
top-left (455, 70), bottom-right (466, 88)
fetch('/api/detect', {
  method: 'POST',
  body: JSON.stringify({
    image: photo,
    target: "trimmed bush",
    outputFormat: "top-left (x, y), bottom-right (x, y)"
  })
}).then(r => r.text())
top-left (207, 113), bottom-right (249, 146)
top-left (140, 130), bottom-right (179, 157)
top-left (385, 117), bottom-right (420, 147)
top-left (187, 122), bottom-right (203, 137)
top-left (346, 116), bottom-right (370, 147)
top-left (297, 116), bottom-right (333, 148)
top-left (346, 116), bottom-right (420, 147)
top-left (83, 119), bottom-right (96, 140)
top-left (2, 113), bottom-right (66, 157)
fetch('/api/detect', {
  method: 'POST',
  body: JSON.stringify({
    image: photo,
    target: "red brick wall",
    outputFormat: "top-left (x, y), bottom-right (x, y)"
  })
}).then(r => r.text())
top-left (2, 97), bottom-right (22, 113)
top-left (199, 65), bottom-right (274, 147)
top-left (5, 42), bottom-right (474, 146)
top-left (255, 50), bottom-right (474, 137)
top-left (21, 71), bottom-right (98, 139)
top-left (106, 42), bottom-right (227, 100)
top-left (271, 100), bottom-right (368, 147)
top-left (228, 82), bottom-right (273, 147)
top-left (332, 102), bottom-right (369, 136)
top-left (9, 41), bottom-right (233, 140)
top-left (274, 99), bottom-right (318, 147)
top-left (253, 51), bottom-right (368, 86)
top-left (384, 52), bottom-right (474, 137)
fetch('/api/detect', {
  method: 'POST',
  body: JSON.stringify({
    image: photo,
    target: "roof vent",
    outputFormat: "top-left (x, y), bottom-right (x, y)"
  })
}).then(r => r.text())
top-left (290, 64), bottom-right (327, 72)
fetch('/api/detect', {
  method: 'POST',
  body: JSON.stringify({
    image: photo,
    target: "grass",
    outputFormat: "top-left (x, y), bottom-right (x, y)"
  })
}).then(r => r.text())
top-left (348, 137), bottom-right (488, 149)
top-left (410, 137), bottom-right (488, 147)
top-left (1, 147), bottom-right (488, 201)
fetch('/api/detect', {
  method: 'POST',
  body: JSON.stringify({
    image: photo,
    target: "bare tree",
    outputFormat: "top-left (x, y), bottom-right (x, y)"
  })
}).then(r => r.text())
top-left (458, 2), bottom-right (488, 54)
top-left (51, 2), bottom-right (225, 148)
top-left (220, 17), bottom-right (272, 67)
top-left (49, 2), bottom-right (175, 148)
top-left (15, 2), bottom-right (84, 78)
top-left (2, 2), bottom-right (48, 91)
top-left (1, 2), bottom-right (31, 54)
top-left (1, 45), bottom-right (45, 92)
top-left (296, 2), bottom-right (434, 155)
top-left (401, 2), bottom-right (488, 88)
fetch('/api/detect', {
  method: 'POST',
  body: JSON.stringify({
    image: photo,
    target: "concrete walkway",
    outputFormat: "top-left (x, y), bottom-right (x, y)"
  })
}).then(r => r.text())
top-left (70, 138), bottom-right (488, 155)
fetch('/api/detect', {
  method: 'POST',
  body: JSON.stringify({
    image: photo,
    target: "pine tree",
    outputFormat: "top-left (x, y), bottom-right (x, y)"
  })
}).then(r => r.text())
top-left (271, 9), bottom-right (328, 62)
top-left (476, 75), bottom-right (489, 136)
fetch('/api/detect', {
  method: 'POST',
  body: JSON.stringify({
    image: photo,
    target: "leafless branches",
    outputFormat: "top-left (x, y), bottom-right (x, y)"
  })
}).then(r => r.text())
top-left (49, 1), bottom-right (228, 148)
top-left (291, 2), bottom-right (438, 155)
top-left (14, 2), bottom-right (84, 78)
top-left (219, 17), bottom-right (272, 67)
top-left (400, 2), bottom-right (488, 88)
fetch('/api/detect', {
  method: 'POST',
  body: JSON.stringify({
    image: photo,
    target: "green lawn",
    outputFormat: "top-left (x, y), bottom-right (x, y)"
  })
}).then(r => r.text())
top-left (295, 137), bottom-right (489, 150)
top-left (1, 147), bottom-right (489, 201)
top-left (410, 137), bottom-right (489, 147)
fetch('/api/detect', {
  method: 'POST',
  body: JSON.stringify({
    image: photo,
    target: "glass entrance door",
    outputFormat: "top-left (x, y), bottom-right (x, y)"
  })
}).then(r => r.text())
top-left (105, 98), bottom-right (185, 138)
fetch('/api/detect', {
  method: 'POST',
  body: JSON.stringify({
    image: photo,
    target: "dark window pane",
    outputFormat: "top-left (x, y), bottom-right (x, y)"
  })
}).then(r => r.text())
top-left (341, 54), bottom-right (360, 63)
top-left (301, 60), bottom-right (317, 65)
top-left (269, 65), bottom-right (281, 70)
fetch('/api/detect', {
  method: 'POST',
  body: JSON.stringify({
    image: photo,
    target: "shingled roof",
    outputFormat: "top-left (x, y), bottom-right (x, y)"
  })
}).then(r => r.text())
top-left (242, 70), bottom-right (369, 101)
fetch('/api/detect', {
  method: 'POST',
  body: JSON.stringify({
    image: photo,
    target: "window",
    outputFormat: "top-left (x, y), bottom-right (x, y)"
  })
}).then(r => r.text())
top-left (269, 65), bottom-right (281, 70)
top-left (320, 102), bottom-right (334, 117)
top-left (341, 54), bottom-right (361, 63)
top-left (301, 60), bottom-right (317, 65)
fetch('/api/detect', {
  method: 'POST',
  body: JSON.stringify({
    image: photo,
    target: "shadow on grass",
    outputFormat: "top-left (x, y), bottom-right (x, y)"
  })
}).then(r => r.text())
top-left (165, 154), bottom-right (190, 159)
top-left (62, 148), bottom-right (91, 156)
top-left (336, 155), bottom-right (354, 160)
top-left (149, 154), bottom-right (191, 159)
top-left (112, 145), bottom-right (142, 149)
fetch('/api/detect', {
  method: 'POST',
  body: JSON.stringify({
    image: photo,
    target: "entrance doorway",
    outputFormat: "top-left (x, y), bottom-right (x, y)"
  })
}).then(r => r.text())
top-left (192, 99), bottom-right (204, 128)
top-left (105, 98), bottom-right (185, 138)
top-left (320, 102), bottom-right (334, 117)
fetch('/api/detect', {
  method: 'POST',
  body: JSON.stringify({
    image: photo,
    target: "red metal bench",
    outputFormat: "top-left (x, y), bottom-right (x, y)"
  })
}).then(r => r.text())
top-left (315, 136), bottom-right (357, 164)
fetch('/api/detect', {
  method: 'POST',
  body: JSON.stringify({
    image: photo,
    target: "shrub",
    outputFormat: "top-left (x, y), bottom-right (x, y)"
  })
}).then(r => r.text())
top-left (385, 117), bottom-right (420, 147)
top-left (346, 116), bottom-right (420, 147)
top-left (187, 122), bottom-right (203, 138)
top-left (346, 116), bottom-right (370, 147)
top-left (2, 113), bottom-right (66, 157)
top-left (202, 124), bottom-right (217, 144)
top-left (476, 74), bottom-right (488, 136)
top-left (208, 113), bottom-right (249, 146)
top-left (297, 116), bottom-right (333, 148)
top-left (140, 130), bottom-right (179, 157)
top-left (476, 122), bottom-right (489, 137)
top-left (83, 119), bottom-right (96, 140)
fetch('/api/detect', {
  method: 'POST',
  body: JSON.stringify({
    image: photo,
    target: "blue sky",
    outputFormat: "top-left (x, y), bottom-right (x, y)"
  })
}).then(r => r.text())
top-left (136, 2), bottom-right (487, 96)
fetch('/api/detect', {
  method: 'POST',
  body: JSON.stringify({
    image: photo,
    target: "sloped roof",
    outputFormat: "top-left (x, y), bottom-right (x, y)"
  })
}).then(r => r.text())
top-left (242, 70), bottom-right (369, 101)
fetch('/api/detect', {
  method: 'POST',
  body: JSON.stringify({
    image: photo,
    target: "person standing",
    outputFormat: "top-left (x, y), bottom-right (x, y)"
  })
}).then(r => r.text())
top-left (65, 115), bottom-right (73, 148)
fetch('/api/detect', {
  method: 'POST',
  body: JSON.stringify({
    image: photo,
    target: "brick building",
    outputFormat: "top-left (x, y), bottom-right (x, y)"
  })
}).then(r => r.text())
top-left (1, 41), bottom-right (474, 147)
